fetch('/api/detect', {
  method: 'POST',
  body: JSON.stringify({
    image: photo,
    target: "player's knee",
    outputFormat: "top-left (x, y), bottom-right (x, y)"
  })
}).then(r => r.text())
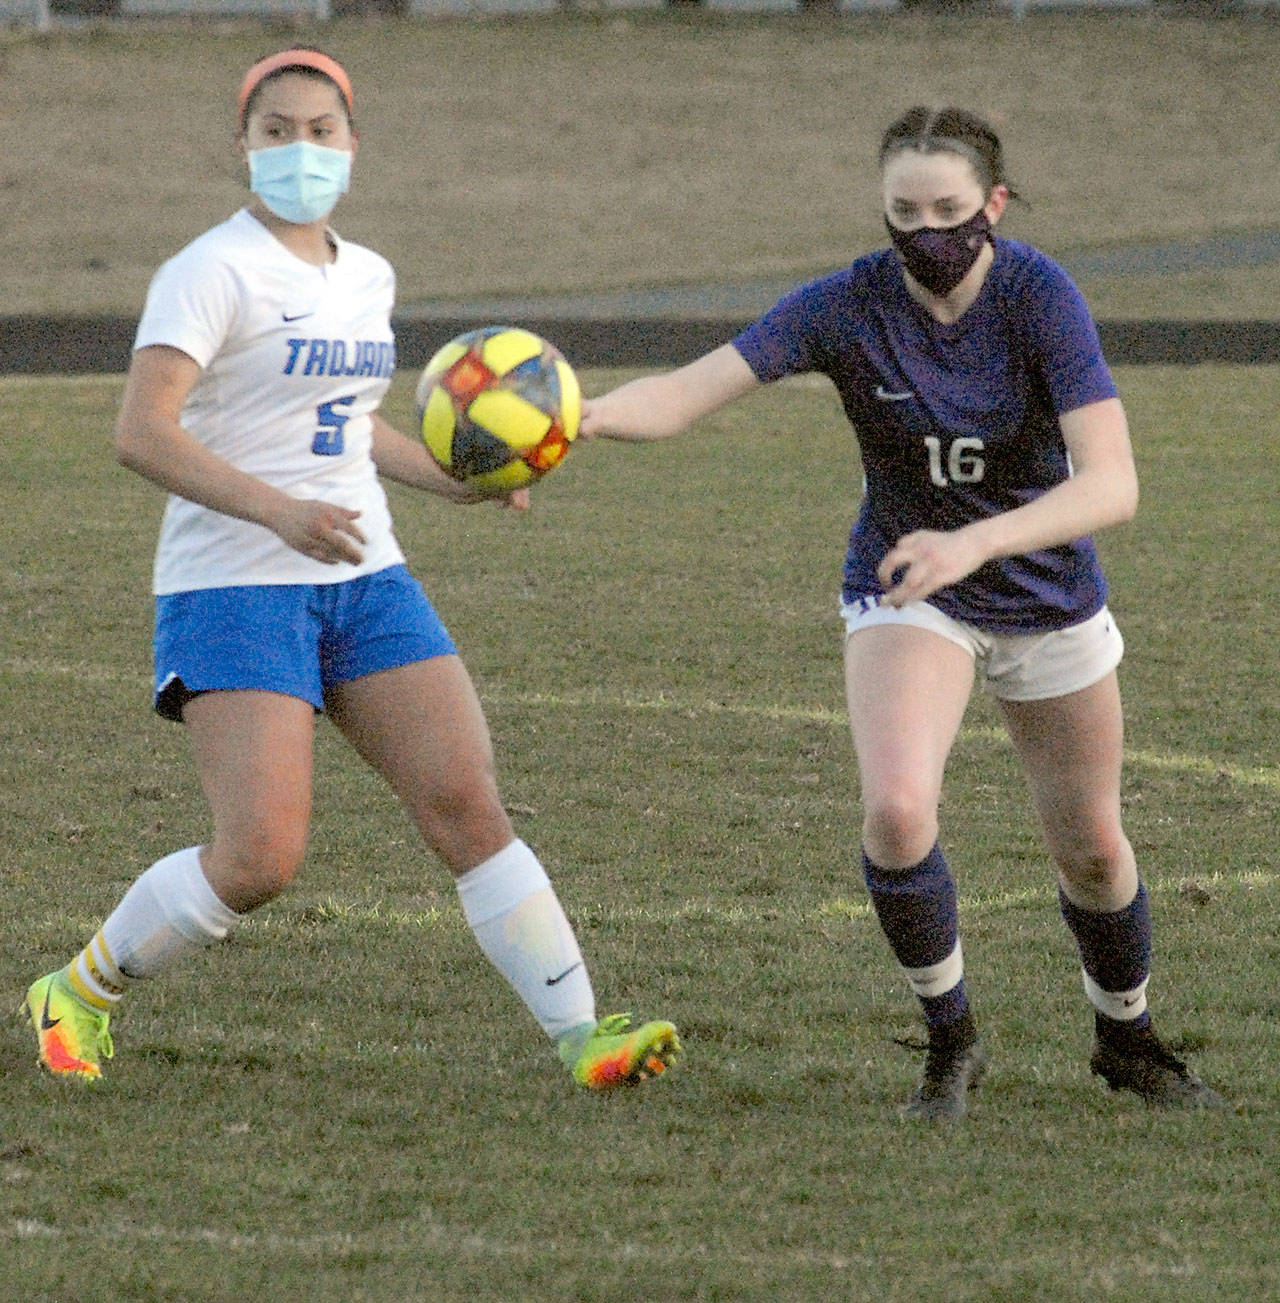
top-left (862, 788), bottom-right (938, 867)
top-left (413, 773), bottom-right (510, 858)
top-left (1054, 828), bottom-right (1131, 895)
top-left (213, 823), bottom-right (308, 910)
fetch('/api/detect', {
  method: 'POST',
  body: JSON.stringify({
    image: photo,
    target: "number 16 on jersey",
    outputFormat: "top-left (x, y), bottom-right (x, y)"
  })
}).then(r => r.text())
top-left (925, 435), bottom-right (985, 487)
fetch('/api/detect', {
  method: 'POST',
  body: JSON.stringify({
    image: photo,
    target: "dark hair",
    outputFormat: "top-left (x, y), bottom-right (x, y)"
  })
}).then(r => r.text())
top-left (239, 46), bottom-right (355, 132)
top-left (879, 106), bottom-right (1019, 202)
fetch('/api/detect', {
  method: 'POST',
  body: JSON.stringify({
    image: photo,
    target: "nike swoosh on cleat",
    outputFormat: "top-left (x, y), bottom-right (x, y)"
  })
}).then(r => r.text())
top-left (545, 962), bottom-right (584, 987)
top-left (40, 989), bottom-right (61, 1031)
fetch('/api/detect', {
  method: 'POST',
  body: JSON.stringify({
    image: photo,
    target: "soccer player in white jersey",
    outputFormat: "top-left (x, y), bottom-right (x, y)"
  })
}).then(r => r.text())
top-left (580, 106), bottom-right (1222, 1120)
top-left (23, 47), bottom-right (678, 1092)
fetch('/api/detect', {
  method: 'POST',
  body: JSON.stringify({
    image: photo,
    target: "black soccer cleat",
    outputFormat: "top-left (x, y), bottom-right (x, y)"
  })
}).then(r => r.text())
top-left (902, 1018), bottom-right (987, 1123)
top-left (1090, 1022), bottom-right (1226, 1109)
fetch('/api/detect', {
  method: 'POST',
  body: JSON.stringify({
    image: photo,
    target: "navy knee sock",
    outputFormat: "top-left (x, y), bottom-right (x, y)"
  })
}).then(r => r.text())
top-left (1059, 882), bottom-right (1153, 1035)
top-left (864, 844), bottom-right (969, 1032)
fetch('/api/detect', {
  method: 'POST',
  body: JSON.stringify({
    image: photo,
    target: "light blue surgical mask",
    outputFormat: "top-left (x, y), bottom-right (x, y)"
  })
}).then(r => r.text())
top-left (248, 141), bottom-right (352, 225)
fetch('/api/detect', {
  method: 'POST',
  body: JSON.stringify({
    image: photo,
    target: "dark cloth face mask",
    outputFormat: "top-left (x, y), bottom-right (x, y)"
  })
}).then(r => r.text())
top-left (885, 209), bottom-right (992, 297)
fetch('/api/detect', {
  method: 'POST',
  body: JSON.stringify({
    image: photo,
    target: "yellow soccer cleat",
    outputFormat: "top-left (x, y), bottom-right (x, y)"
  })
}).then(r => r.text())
top-left (22, 970), bottom-right (114, 1082)
top-left (572, 1013), bottom-right (680, 1090)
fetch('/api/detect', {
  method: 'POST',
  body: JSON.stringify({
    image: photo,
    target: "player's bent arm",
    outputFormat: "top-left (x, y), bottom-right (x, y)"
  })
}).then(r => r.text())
top-left (580, 344), bottom-right (761, 441)
top-left (116, 345), bottom-right (293, 523)
top-left (961, 397), bottom-right (1138, 561)
top-left (368, 414), bottom-right (529, 509)
top-left (115, 345), bottom-right (366, 565)
top-left (878, 398), bottom-right (1137, 606)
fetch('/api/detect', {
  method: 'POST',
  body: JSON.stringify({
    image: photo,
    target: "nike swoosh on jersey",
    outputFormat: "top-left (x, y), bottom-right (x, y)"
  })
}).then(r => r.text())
top-left (282, 311), bottom-right (315, 323)
top-left (874, 385), bottom-right (914, 402)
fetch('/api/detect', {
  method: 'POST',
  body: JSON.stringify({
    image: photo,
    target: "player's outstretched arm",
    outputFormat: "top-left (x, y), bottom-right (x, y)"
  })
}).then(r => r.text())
top-left (579, 343), bottom-right (760, 442)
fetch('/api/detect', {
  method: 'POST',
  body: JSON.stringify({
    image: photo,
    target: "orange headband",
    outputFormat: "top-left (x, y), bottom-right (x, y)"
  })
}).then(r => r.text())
top-left (238, 50), bottom-right (354, 126)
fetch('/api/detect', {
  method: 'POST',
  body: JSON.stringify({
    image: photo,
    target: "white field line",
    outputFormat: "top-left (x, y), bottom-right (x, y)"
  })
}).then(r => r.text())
top-left (815, 869), bottom-right (1280, 922)
top-left (44, 867), bottom-right (1277, 964)
top-left (170, 866), bottom-right (1280, 942)
top-left (2, 1215), bottom-right (1220, 1290)
top-left (502, 690), bottom-right (1280, 792)
top-left (4, 655), bottom-right (1276, 793)
top-left (4, 1214), bottom-right (871, 1273)
top-left (0, 374), bottom-right (123, 391)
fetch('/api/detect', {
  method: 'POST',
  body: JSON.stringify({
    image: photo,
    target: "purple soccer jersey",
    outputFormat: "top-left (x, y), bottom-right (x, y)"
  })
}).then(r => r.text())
top-left (733, 238), bottom-right (1119, 633)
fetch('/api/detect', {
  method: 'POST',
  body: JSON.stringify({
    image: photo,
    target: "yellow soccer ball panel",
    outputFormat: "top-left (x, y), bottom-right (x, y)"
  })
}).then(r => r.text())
top-left (480, 328), bottom-right (545, 376)
top-left (468, 389), bottom-right (553, 452)
top-left (553, 358), bottom-right (582, 441)
top-left (470, 459), bottom-right (536, 496)
top-left (419, 386), bottom-right (458, 467)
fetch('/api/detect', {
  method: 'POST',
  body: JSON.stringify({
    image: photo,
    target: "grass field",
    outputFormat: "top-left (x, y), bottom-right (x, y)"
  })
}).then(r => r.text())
top-left (3, 12), bottom-right (1280, 319)
top-left (1, 364), bottom-right (1277, 1300)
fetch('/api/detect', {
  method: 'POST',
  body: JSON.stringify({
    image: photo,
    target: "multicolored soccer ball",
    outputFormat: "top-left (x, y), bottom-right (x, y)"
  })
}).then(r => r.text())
top-left (415, 327), bottom-right (581, 496)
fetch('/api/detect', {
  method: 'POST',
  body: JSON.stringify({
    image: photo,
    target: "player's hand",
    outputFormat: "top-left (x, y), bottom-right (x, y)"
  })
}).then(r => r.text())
top-left (877, 528), bottom-right (986, 607)
top-left (441, 481), bottom-right (531, 511)
top-left (576, 398), bottom-right (604, 440)
top-left (273, 499), bottom-right (366, 565)
top-left (498, 488), bottom-right (531, 511)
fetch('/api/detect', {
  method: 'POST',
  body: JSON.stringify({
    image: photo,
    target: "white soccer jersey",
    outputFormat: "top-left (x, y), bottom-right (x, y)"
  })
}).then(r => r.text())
top-left (134, 208), bottom-right (405, 595)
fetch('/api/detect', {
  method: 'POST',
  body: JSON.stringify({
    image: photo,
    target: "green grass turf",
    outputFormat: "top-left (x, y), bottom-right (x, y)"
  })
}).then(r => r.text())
top-left (0, 366), bottom-right (1277, 1300)
top-left (2, 11), bottom-right (1280, 318)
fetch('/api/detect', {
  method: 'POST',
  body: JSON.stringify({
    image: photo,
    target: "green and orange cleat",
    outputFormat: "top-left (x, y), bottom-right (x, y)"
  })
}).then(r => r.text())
top-left (22, 970), bottom-right (114, 1082)
top-left (571, 1013), bottom-right (681, 1089)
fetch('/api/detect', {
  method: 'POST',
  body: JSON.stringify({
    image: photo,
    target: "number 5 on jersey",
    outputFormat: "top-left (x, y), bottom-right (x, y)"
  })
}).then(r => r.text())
top-left (313, 396), bottom-right (356, 456)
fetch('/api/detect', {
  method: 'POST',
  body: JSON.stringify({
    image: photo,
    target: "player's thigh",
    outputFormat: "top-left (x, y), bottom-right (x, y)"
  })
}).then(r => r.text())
top-left (843, 623), bottom-right (975, 806)
top-left (999, 671), bottom-right (1126, 845)
top-left (184, 689), bottom-right (316, 854)
top-left (325, 655), bottom-right (505, 818)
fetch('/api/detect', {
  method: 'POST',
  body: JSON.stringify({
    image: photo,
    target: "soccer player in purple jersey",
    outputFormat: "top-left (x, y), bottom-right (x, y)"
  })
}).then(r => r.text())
top-left (580, 106), bottom-right (1222, 1120)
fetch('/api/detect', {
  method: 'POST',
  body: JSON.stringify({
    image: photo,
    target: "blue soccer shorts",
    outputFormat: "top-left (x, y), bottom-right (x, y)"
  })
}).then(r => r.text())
top-left (153, 564), bottom-right (456, 722)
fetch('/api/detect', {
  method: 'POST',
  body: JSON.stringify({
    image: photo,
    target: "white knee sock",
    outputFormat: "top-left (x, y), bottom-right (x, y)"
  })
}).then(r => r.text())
top-left (456, 840), bottom-right (596, 1047)
top-left (68, 847), bottom-right (240, 1008)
